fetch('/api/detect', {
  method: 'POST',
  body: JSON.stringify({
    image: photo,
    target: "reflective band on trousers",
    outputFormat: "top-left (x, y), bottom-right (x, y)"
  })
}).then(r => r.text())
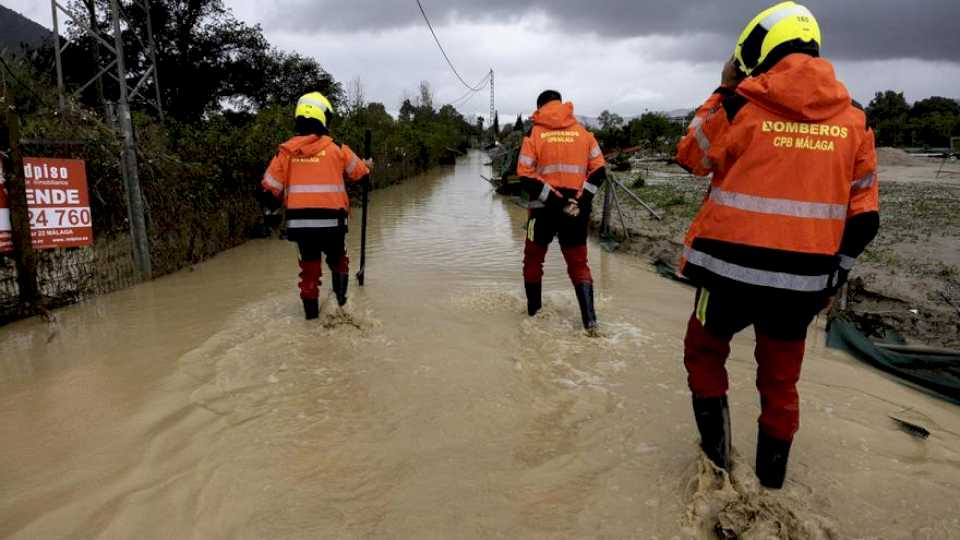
top-left (760, 4), bottom-right (813, 29)
top-left (589, 146), bottom-right (602, 159)
top-left (297, 96), bottom-right (330, 112)
top-left (345, 156), bottom-right (360, 175)
top-left (538, 164), bottom-right (587, 176)
top-left (519, 154), bottom-right (536, 167)
top-left (710, 189), bottom-right (847, 220)
top-left (852, 171), bottom-right (876, 190)
top-left (689, 116), bottom-right (714, 169)
top-left (684, 246), bottom-right (831, 292)
top-left (287, 184), bottom-right (345, 194)
top-left (839, 254), bottom-right (857, 271)
top-left (583, 182), bottom-right (599, 194)
top-left (264, 172), bottom-right (284, 191)
top-left (287, 219), bottom-right (340, 229)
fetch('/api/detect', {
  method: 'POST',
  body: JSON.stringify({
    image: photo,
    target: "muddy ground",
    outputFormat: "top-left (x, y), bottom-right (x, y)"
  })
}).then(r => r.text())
top-left (590, 152), bottom-right (960, 349)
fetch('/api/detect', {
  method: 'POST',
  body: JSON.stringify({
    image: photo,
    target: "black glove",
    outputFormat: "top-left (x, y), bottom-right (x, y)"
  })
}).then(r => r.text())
top-left (256, 187), bottom-right (281, 211)
top-left (826, 259), bottom-right (850, 294)
top-left (578, 190), bottom-right (594, 214)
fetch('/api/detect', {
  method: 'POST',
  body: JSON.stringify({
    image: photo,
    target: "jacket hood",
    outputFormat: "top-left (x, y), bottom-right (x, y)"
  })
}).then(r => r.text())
top-left (532, 101), bottom-right (578, 129)
top-left (736, 54), bottom-right (851, 122)
top-left (280, 135), bottom-right (334, 157)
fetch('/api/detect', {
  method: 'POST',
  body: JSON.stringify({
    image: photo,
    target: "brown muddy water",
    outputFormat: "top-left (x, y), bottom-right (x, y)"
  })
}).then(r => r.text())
top-left (1, 152), bottom-right (959, 539)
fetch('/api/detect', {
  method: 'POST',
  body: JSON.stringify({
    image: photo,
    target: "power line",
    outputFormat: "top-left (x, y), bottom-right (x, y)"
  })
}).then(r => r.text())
top-left (416, 0), bottom-right (487, 92)
top-left (447, 72), bottom-right (491, 108)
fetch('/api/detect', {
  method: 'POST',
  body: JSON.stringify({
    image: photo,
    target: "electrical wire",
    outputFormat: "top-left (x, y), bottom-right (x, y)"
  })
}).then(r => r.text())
top-left (447, 72), bottom-right (491, 108)
top-left (415, 0), bottom-right (488, 92)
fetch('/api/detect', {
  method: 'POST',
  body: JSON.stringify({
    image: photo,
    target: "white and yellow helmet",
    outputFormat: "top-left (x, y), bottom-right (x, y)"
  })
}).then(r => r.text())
top-left (295, 92), bottom-right (334, 127)
top-left (734, 1), bottom-right (821, 75)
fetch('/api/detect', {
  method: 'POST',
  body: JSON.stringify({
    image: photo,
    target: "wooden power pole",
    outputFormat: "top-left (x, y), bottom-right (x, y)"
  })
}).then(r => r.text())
top-left (1, 85), bottom-right (41, 310)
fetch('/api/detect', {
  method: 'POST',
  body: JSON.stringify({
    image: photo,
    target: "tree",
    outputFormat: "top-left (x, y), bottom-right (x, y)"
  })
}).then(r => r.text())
top-left (866, 90), bottom-right (910, 146)
top-left (598, 110), bottom-right (624, 131)
top-left (243, 49), bottom-right (341, 111)
top-left (46, 0), bottom-right (342, 121)
top-left (417, 81), bottom-right (434, 113)
top-left (399, 99), bottom-right (416, 123)
top-left (514, 115), bottom-right (524, 133)
top-left (344, 77), bottom-right (366, 115)
top-left (910, 96), bottom-right (960, 118)
top-left (492, 112), bottom-right (499, 134)
top-left (628, 112), bottom-right (681, 153)
top-left (867, 90), bottom-right (910, 125)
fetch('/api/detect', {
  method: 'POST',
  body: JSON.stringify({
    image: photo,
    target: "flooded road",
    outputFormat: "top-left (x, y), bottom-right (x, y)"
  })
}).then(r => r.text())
top-left (2, 151), bottom-right (959, 538)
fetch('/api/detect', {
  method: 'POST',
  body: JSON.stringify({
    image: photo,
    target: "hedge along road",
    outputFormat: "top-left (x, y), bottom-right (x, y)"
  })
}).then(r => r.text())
top-left (0, 151), bottom-right (958, 539)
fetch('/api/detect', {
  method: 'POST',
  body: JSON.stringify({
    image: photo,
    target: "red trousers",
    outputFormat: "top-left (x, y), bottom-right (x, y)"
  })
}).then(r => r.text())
top-left (296, 234), bottom-right (348, 300)
top-left (682, 287), bottom-right (820, 441)
top-left (523, 242), bottom-right (592, 284)
top-left (522, 206), bottom-right (592, 284)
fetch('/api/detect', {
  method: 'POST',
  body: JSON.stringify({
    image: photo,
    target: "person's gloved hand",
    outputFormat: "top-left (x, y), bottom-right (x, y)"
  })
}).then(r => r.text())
top-left (827, 260), bottom-right (850, 295)
top-left (563, 198), bottom-right (580, 218)
top-left (256, 187), bottom-right (281, 211)
top-left (578, 191), bottom-right (594, 215)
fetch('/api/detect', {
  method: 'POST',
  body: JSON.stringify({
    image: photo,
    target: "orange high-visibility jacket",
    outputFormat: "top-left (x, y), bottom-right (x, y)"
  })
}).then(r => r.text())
top-left (675, 54), bottom-right (879, 294)
top-left (517, 101), bottom-right (605, 200)
top-left (262, 135), bottom-right (369, 232)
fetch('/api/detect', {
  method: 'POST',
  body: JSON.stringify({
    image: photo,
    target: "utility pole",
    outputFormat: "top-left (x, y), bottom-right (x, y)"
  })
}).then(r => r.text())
top-left (51, 0), bottom-right (66, 111)
top-left (1, 85), bottom-right (41, 310)
top-left (142, 0), bottom-right (164, 122)
top-left (84, 0), bottom-right (107, 111)
top-left (48, 0), bottom-right (156, 279)
top-left (109, 0), bottom-right (152, 279)
top-left (489, 69), bottom-right (495, 142)
top-left (50, 0), bottom-right (164, 118)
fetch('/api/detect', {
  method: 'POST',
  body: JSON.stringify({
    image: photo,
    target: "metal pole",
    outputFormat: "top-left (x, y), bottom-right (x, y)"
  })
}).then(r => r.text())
top-left (489, 69), bottom-right (495, 143)
top-left (141, 0), bottom-right (164, 122)
top-left (601, 181), bottom-right (613, 238)
top-left (110, 0), bottom-right (151, 279)
top-left (356, 129), bottom-right (371, 286)
top-left (2, 86), bottom-right (41, 310)
top-left (51, 0), bottom-right (66, 111)
top-left (611, 176), bottom-right (662, 221)
top-left (84, 0), bottom-right (107, 112)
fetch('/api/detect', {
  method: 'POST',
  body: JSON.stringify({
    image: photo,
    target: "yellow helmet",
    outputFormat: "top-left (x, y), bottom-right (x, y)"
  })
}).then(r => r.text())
top-left (734, 1), bottom-right (821, 76)
top-left (295, 92), bottom-right (334, 126)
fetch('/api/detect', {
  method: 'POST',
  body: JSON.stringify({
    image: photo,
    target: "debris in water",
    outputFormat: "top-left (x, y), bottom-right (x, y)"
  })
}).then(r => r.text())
top-left (889, 415), bottom-right (931, 439)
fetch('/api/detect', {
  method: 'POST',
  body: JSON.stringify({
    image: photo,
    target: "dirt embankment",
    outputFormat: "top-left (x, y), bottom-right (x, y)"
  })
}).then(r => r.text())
top-left (591, 153), bottom-right (960, 349)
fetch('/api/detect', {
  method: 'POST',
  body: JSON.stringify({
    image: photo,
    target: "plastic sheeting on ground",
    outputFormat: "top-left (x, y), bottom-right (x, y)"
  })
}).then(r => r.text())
top-left (826, 318), bottom-right (960, 406)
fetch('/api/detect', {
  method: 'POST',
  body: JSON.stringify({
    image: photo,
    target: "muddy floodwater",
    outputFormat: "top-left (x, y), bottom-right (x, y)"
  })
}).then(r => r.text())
top-left (2, 152), bottom-right (959, 539)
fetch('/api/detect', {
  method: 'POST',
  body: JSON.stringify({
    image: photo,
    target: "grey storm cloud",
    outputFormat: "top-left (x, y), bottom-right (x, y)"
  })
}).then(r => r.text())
top-left (265, 0), bottom-right (959, 63)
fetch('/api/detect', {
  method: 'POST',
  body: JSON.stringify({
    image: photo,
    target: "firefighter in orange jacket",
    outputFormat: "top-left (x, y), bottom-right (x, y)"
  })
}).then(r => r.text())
top-left (517, 90), bottom-right (607, 333)
top-left (261, 92), bottom-right (371, 320)
top-left (674, 2), bottom-right (879, 488)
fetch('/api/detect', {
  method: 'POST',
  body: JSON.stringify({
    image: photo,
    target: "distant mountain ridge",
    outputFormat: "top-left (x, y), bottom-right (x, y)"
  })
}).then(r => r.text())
top-left (0, 4), bottom-right (53, 52)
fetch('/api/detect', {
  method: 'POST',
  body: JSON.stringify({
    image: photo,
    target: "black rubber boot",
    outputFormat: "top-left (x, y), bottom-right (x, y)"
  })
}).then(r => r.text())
top-left (692, 395), bottom-right (732, 471)
top-left (756, 430), bottom-right (792, 489)
top-left (332, 273), bottom-right (349, 307)
top-left (573, 282), bottom-right (598, 331)
top-left (302, 298), bottom-right (319, 320)
top-left (525, 282), bottom-right (542, 316)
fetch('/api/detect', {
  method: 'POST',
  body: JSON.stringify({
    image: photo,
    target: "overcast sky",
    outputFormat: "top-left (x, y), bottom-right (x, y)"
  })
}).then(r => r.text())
top-left (5, 0), bottom-right (959, 119)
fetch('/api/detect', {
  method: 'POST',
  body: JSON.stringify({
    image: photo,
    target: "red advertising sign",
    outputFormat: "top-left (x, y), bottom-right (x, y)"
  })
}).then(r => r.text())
top-left (0, 157), bottom-right (93, 253)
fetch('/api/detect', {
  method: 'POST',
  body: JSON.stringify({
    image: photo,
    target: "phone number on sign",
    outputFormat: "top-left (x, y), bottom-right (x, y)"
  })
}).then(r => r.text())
top-left (28, 207), bottom-right (92, 230)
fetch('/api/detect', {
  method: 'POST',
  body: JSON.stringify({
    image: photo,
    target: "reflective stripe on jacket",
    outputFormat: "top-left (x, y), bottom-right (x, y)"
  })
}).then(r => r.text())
top-left (517, 101), bottom-right (605, 195)
top-left (675, 54), bottom-right (879, 293)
